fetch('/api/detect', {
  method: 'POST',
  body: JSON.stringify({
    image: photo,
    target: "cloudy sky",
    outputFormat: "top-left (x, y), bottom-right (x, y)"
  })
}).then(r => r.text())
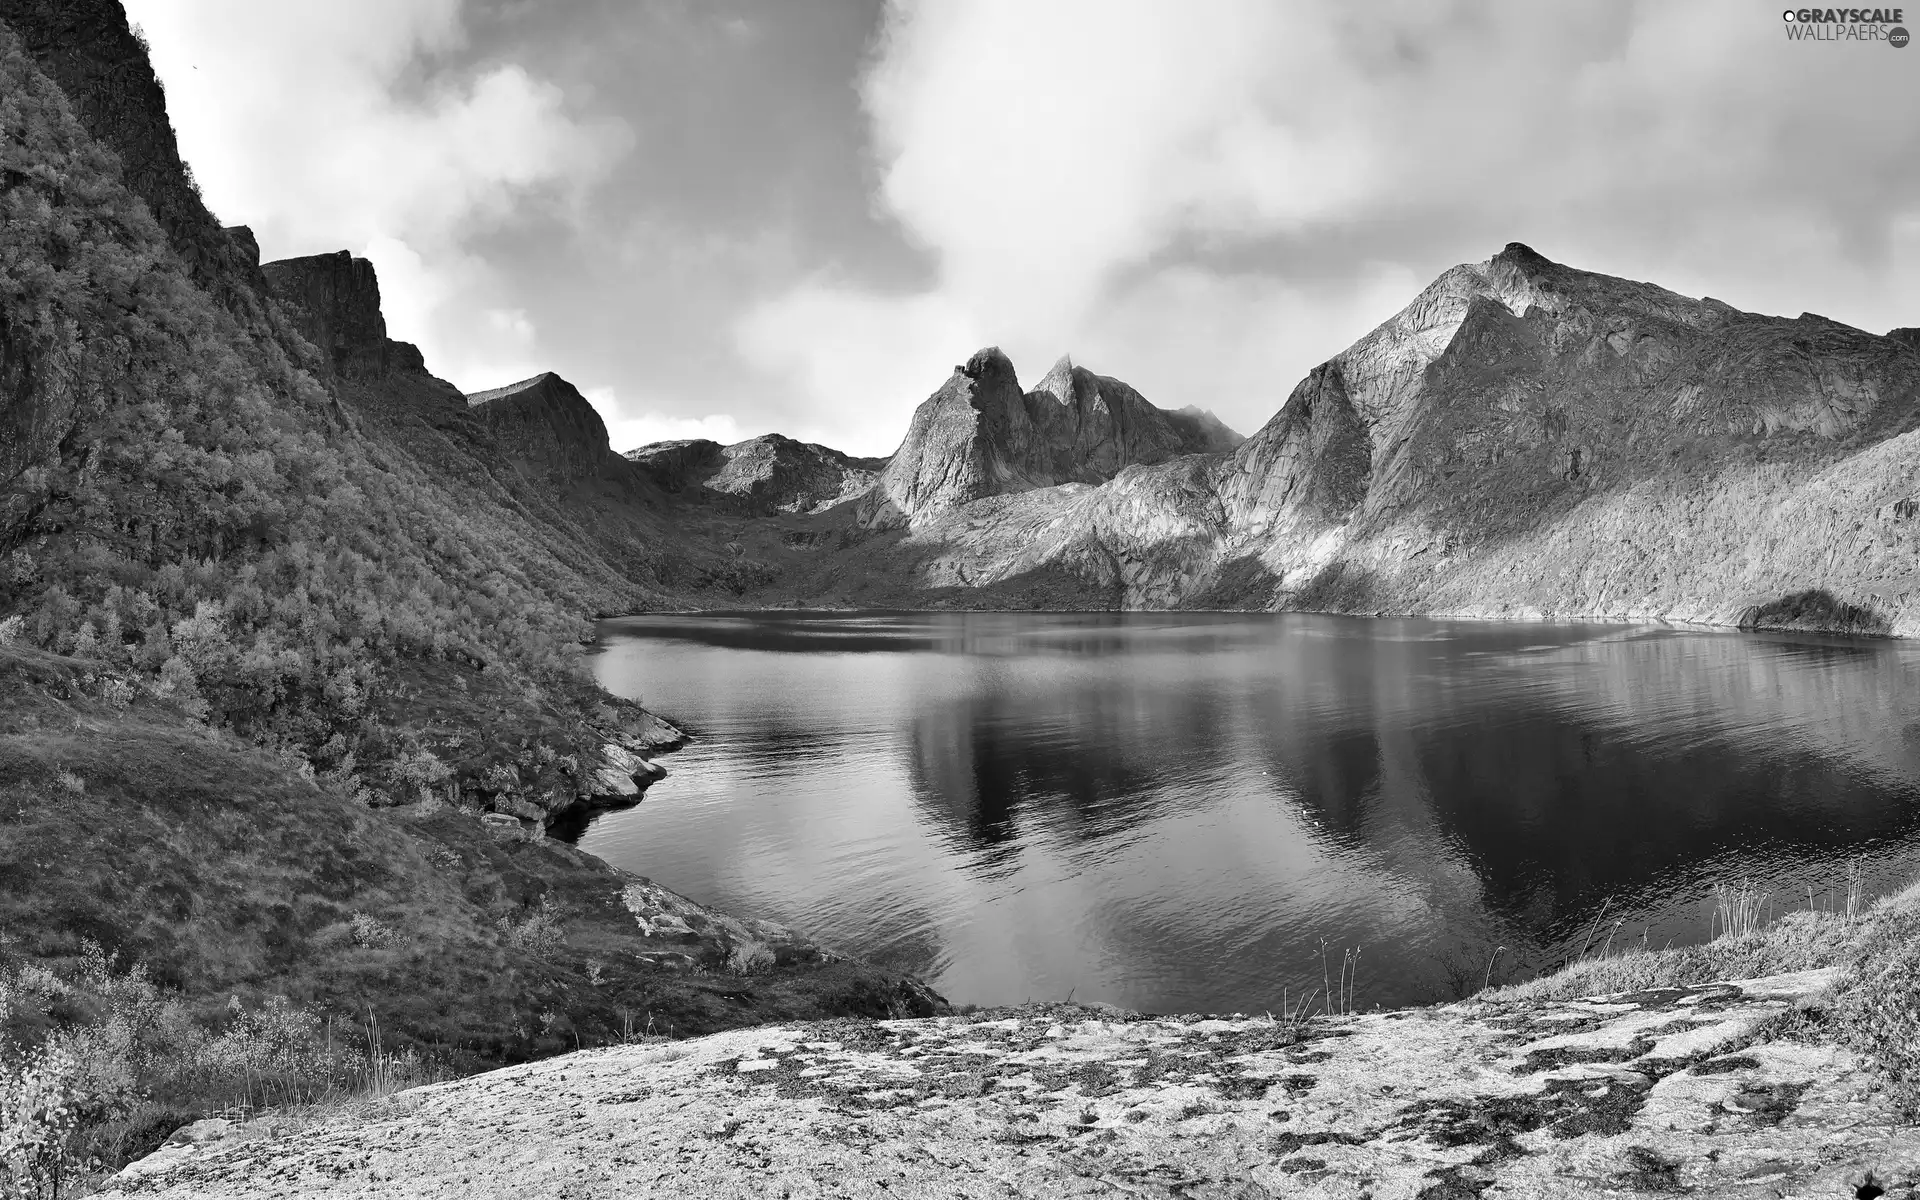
top-left (127, 0), bottom-right (1920, 457)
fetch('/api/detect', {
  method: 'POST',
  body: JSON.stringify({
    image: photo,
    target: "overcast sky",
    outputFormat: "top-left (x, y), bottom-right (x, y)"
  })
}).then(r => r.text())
top-left (126, 1), bottom-right (1920, 457)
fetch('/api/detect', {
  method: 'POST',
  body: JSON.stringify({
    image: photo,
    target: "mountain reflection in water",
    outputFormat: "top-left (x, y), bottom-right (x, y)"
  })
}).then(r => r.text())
top-left (573, 612), bottom-right (1920, 1013)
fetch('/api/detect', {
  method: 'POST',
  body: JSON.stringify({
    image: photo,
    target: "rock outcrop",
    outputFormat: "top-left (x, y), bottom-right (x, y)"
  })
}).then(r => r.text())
top-left (1891, 327), bottom-right (1920, 352)
top-left (864, 347), bottom-right (1243, 527)
top-left (261, 251), bottom-right (427, 378)
top-left (102, 967), bottom-right (1920, 1199)
top-left (627, 434), bottom-right (887, 515)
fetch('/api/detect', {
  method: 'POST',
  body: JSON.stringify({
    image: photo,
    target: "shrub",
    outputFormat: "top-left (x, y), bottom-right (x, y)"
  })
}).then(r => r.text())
top-left (497, 896), bottom-right (566, 957)
top-left (0, 1044), bottom-right (135, 1200)
top-left (98, 678), bottom-right (134, 712)
top-left (388, 747), bottom-right (453, 805)
top-left (725, 940), bottom-right (776, 976)
top-left (348, 915), bottom-right (400, 950)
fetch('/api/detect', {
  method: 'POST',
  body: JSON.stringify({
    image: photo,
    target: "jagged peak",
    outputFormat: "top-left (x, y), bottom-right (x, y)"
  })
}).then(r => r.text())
top-left (1033, 354), bottom-right (1080, 405)
top-left (956, 346), bottom-right (1017, 384)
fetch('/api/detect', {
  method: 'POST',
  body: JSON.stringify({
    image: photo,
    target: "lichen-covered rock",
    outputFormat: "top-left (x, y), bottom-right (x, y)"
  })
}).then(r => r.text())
top-left (99, 968), bottom-right (1916, 1199)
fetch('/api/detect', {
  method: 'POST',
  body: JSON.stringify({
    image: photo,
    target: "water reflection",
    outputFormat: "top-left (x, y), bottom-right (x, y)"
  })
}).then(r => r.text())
top-left (575, 613), bottom-right (1920, 1013)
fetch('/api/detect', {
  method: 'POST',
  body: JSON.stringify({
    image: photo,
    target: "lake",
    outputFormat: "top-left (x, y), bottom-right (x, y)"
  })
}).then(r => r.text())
top-left (570, 611), bottom-right (1920, 1014)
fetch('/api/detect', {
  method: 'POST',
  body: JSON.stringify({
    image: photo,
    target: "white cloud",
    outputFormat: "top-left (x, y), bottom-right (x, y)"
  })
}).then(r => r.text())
top-left (587, 388), bottom-right (748, 455)
top-left (734, 284), bottom-right (981, 457)
top-left (125, 0), bottom-right (628, 392)
top-left (738, 0), bottom-right (1920, 448)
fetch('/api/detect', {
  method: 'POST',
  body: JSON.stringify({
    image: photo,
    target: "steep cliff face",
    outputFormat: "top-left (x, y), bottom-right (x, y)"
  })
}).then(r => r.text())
top-left (866, 347), bottom-right (1243, 527)
top-left (261, 251), bottom-right (427, 378)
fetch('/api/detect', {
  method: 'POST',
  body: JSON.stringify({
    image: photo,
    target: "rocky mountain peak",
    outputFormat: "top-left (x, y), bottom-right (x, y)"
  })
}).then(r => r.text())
top-left (1033, 354), bottom-right (1078, 405)
top-left (1491, 241), bottom-right (1554, 273)
top-left (956, 345), bottom-right (1019, 387)
top-left (864, 349), bottom-right (1244, 527)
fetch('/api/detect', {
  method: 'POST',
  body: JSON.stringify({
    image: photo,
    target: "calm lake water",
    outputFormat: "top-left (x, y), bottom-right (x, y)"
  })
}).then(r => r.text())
top-left (570, 612), bottom-right (1920, 1014)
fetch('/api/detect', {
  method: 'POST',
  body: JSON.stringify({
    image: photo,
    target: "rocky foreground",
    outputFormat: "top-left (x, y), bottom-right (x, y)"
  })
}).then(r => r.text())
top-left (101, 968), bottom-right (1916, 1199)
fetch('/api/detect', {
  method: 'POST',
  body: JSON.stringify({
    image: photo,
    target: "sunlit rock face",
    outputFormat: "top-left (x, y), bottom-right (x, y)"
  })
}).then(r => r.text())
top-left (864, 347), bottom-right (1244, 528)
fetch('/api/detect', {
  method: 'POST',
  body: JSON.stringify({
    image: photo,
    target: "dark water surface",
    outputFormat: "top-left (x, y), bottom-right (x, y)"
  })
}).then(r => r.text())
top-left (572, 612), bottom-right (1920, 1014)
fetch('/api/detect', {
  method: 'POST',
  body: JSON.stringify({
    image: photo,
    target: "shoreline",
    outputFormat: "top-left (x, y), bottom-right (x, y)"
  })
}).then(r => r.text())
top-left (595, 602), bottom-right (1909, 642)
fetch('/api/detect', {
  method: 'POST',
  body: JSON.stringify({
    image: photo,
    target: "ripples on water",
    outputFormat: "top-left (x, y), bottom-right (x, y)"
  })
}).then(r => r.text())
top-left (570, 612), bottom-right (1920, 1013)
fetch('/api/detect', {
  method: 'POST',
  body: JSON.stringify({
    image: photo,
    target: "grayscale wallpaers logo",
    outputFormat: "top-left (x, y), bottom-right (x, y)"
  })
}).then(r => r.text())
top-left (1781, 7), bottom-right (1910, 43)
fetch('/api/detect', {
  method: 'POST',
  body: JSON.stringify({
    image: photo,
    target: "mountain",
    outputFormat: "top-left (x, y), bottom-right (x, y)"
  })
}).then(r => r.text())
top-left (626, 433), bottom-right (886, 515)
top-left (762, 244), bottom-right (1920, 632)
top-left (863, 346), bottom-right (1244, 527)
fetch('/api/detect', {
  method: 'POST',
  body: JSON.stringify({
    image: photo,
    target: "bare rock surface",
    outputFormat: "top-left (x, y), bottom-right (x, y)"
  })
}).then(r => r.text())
top-left (100, 968), bottom-right (1916, 1199)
